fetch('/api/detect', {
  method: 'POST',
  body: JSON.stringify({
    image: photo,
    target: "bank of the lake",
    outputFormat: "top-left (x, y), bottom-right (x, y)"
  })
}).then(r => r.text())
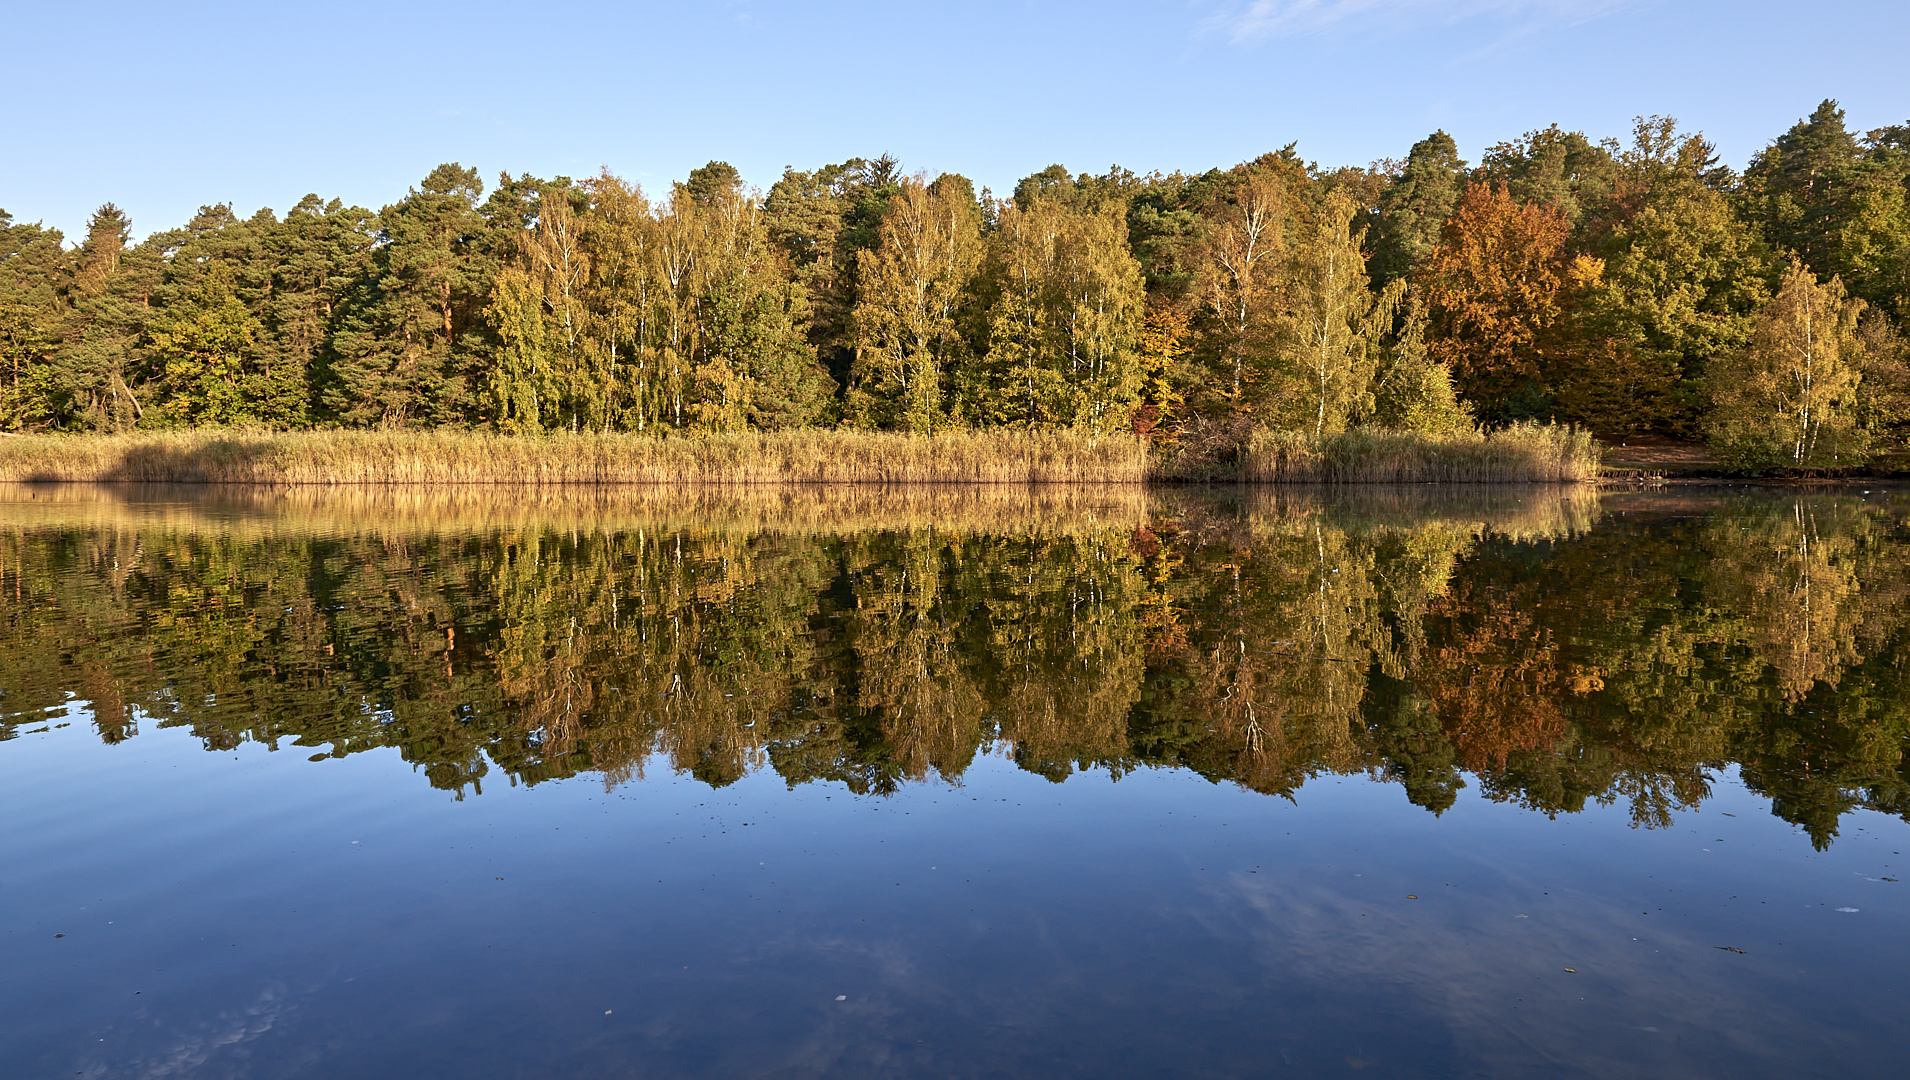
top-left (0, 424), bottom-right (1601, 486)
top-left (1598, 435), bottom-right (1910, 481)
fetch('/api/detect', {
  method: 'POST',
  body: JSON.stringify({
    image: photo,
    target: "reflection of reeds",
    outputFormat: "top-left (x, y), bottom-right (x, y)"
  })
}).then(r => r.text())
top-left (0, 482), bottom-right (1152, 539)
top-left (1158, 484), bottom-right (1602, 544)
top-left (0, 481), bottom-right (1601, 545)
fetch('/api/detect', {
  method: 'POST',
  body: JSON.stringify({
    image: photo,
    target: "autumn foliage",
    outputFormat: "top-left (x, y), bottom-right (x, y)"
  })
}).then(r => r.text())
top-left (1421, 183), bottom-right (1576, 414)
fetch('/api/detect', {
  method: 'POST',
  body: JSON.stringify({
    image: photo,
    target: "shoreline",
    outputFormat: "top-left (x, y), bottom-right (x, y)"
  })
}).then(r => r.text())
top-left (0, 426), bottom-right (1600, 486)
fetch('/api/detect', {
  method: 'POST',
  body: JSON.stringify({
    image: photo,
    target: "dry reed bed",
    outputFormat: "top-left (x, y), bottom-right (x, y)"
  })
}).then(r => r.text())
top-left (0, 429), bottom-right (1151, 486)
top-left (1238, 424), bottom-right (1601, 484)
top-left (0, 425), bottom-right (1599, 487)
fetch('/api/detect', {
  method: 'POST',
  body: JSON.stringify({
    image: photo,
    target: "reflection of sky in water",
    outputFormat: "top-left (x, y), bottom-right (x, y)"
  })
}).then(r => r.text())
top-left (6, 711), bottom-right (1904, 1078)
top-left (3, 486), bottom-right (1909, 1077)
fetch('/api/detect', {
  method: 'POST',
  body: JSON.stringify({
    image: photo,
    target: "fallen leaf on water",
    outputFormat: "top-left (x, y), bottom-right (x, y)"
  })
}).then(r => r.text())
top-left (1714, 946), bottom-right (1747, 954)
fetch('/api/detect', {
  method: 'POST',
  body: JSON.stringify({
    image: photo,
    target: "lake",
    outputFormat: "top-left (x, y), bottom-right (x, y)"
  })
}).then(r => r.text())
top-left (2, 482), bottom-right (1905, 1078)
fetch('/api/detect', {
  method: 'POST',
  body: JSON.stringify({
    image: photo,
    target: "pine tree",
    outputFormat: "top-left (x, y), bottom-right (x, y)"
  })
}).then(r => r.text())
top-left (69, 204), bottom-right (129, 299)
top-left (263, 195), bottom-right (378, 423)
top-left (325, 165), bottom-right (488, 427)
top-left (1370, 131), bottom-right (1466, 288)
top-left (764, 156), bottom-right (902, 393)
top-left (1745, 100), bottom-right (1865, 277)
top-left (53, 205), bottom-right (155, 430)
top-left (143, 204), bottom-right (314, 426)
top-left (0, 210), bottom-right (68, 430)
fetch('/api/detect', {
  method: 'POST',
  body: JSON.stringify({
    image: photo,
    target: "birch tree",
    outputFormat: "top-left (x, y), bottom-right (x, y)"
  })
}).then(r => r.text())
top-left (1279, 189), bottom-right (1387, 437)
top-left (849, 175), bottom-right (982, 431)
top-left (1051, 201), bottom-right (1145, 429)
top-left (972, 197), bottom-right (1143, 429)
top-left (1708, 260), bottom-right (1869, 469)
top-left (486, 187), bottom-right (589, 432)
top-left (580, 171), bottom-right (654, 431)
top-left (973, 196), bottom-right (1067, 425)
top-left (1193, 166), bottom-right (1285, 413)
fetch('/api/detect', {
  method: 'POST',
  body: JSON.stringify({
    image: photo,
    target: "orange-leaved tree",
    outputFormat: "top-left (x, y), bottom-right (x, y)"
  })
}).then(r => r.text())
top-left (1421, 182), bottom-right (1573, 420)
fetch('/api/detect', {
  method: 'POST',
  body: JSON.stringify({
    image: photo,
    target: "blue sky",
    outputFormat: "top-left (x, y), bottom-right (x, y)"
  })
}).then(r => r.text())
top-left (8, 0), bottom-right (1908, 240)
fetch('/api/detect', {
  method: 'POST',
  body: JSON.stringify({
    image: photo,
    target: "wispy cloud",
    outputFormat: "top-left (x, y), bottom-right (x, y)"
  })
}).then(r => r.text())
top-left (1206, 0), bottom-right (1638, 43)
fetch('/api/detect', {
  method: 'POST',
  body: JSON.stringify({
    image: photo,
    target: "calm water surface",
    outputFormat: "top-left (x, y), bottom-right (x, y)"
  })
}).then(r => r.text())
top-left (1, 483), bottom-right (1906, 1078)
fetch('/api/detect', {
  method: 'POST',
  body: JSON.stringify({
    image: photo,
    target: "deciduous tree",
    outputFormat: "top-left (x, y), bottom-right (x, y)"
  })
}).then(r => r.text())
top-left (1191, 164), bottom-right (1287, 414)
top-left (848, 175), bottom-right (983, 431)
top-left (1708, 260), bottom-right (1869, 469)
top-left (1277, 189), bottom-right (1390, 436)
top-left (1422, 183), bottom-right (1574, 420)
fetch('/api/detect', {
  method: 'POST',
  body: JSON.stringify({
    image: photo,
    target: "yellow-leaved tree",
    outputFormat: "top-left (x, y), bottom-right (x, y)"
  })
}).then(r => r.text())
top-left (848, 175), bottom-right (983, 432)
top-left (1192, 165), bottom-right (1286, 414)
top-left (1277, 188), bottom-right (1393, 436)
top-left (1708, 260), bottom-right (1869, 469)
top-left (578, 171), bottom-right (655, 432)
top-left (971, 195), bottom-right (1143, 430)
top-left (487, 188), bottom-right (591, 434)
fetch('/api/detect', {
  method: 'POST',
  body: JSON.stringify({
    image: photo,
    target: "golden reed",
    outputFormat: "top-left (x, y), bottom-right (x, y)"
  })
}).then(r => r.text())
top-left (1237, 423), bottom-right (1601, 484)
top-left (0, 424), bottom-right (1599, 487)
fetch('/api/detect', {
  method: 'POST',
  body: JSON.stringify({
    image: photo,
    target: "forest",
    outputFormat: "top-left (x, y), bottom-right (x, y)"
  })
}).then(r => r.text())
top-left (4, 101), bottom-right (1910, 469)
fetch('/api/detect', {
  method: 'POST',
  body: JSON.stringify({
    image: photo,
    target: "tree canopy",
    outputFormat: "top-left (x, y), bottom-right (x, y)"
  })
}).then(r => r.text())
top-left (3, 101), bottom-right (1907, 462)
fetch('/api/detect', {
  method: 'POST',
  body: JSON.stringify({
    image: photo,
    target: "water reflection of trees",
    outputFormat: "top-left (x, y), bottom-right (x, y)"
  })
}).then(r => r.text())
top-left (1, 486), bottom-right (1907, 848)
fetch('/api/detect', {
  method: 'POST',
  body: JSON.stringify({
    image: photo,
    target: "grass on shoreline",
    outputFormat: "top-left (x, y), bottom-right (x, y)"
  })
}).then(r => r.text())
top-left (0, 429), bottom-right (1147, 486)
top-left (1235, 423), bottom-right (1601, 485)
top-left (0, 424), bottom-right (1600, 486)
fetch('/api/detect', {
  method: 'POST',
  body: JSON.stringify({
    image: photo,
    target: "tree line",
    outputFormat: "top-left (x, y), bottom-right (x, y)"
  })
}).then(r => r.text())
top-left (4, 100), bottom-right (1909, 466)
